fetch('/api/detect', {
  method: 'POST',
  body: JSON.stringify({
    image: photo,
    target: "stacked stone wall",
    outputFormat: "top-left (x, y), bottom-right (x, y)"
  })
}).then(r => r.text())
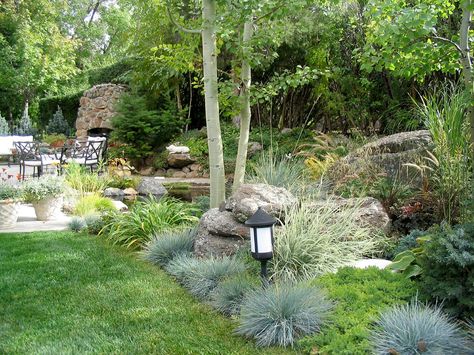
top-left (75, 84), bottom-right (127, 138)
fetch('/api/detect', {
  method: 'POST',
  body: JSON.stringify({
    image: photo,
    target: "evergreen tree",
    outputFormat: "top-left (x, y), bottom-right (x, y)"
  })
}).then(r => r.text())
top-left (0, 112), bottom-right (9, 136)
top-left (46, 106), bottom-right (70, 135)
top-left (16, 108), bottom-right (34, 136)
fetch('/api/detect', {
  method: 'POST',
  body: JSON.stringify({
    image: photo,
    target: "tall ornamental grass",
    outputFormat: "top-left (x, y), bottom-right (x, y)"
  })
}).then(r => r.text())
top-left (64, 162), bottom-right (110, 196)
top-left (415, 85), bottom-right (471, 223)
top-left (102, 197), bottom-right (199, 249)
top-left (272, 199), bottom-right (383, 282)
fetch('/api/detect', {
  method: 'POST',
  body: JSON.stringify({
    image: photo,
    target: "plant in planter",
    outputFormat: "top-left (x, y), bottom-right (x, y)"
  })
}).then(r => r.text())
top-left (0, 181), bottom-right (22, 228)
top-left (23, 176), bottom-right (65, 221)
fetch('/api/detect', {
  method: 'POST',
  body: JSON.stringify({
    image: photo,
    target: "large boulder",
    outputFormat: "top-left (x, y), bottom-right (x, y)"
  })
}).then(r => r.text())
top-left (225, 184), bottom-right (297, 222)
top-left (137, 177), bottom-right (167, 198)
top-left (309, 197), bottom-right (391, 234)
top-left (194, 208), bottom-right (249, 258)
top-left (167, 153), bottom-right (196, 168)
top-left (338, 130), bottom-right (433, 184)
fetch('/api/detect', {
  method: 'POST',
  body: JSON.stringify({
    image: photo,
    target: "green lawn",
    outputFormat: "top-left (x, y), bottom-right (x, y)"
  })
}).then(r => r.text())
top-left (0, 232), bottom-right (292, 354)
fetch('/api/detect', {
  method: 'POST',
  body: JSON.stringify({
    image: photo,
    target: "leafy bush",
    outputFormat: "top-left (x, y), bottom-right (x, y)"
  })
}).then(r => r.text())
top-left (419, 223), bottom-right (474, 318)
top-left (103, 197), bottom-right (199, 249)
top-left (68, 217), bottom-right (86, 232)
top-left (371, 301), bottom-right (469, 354)
top-left (0, 112), bottom-right (9, 135)
top-left (46, 106), bottom-right (70, 135)
top-left (42, 133), bottom-right (67, 146)
top-left (415, 86), bottom-right (471, 224)
top-left (64, 162), bottom-right (110, 196)
top-left (299, 267), bottom-right (416, 354)
top-left (166, 256), bottom-right (246, 300)
top-left (0, 182), bottom-right (21, 201)
top-left (112, 94), bottom-right (182, 164)
top-left (142, 228), bottom-right (196, 267)
top-left (22, 176), bottom-right (64, 202)
top-left (388, 229), bottom-right (427, 259)
top-left (84, 214), bottom-right (105, 235)
top-left (211, 277), bottom-right (256, 316)
top-left (73, 194), bottom-right (116, 216)
top-left (272, 199), bottom-right (383, 282)
top-left (107, 176), bottom-right (140, 190)
top-left (237, 283), bottom-right (332, 347)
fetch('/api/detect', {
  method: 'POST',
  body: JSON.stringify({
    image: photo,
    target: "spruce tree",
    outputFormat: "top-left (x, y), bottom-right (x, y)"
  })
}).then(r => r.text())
top-left (0, 112), bottom-right (9, 136)
top-left (16, 109), bottom-right (34, 135)
top-left (46, 106), bottom-right (70, 135)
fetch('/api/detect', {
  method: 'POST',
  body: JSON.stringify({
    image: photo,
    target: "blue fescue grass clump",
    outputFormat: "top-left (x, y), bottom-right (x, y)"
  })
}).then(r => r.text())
top-left (142, 228), bottom-right (196, 267)
top-left (371, 300), bottom-right (470, 355)
top-left (237, 283), bottom-right (332, 347)
top-left (211, 276), bottom-right (256, 316)
top-left (68, 217), bottom-right (85, 232)
top-left (84, 214), bottom-right (105, 235)
top-left (166, 255), bottom-right (246, 300)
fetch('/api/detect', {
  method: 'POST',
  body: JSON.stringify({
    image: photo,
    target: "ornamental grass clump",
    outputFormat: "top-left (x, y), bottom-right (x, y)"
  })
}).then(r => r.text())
top-left (68, 217), bottom-right (86, 232)
top-left (371, 301), bottom-right (469, 355)
top-left (211, 277), bottom-right (256, 316)
top-left (272, 199), bottom-right (382, 282)
top-left (103, 197), bottom-right (199, 249)
top-left (142, 228), bottom-right (196, 267)
top-left (237, 283), bottom-right (332, 347)
top-left (166, 255), bottom-right (246, 300)
top-left (84, 213), bottom-right (105, 235)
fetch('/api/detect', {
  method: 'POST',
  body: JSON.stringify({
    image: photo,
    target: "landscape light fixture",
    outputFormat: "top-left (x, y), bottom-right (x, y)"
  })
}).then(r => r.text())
top-left (245, 207), bottom-right (277, 286)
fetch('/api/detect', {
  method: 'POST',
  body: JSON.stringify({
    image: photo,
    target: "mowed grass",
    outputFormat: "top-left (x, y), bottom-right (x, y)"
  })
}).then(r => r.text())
top-left (0, 232), bottom-right (293, 354)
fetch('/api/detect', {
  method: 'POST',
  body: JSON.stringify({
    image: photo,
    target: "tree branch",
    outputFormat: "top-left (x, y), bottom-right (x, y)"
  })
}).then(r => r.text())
top-left (166, 1), bottom-right (201, 34)
top-left (431, 35), bottom-right (463, 55)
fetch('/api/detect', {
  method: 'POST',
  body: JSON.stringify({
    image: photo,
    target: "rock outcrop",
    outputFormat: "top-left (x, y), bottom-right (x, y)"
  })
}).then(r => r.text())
top-left (75, 84), bottom-right (128, 139)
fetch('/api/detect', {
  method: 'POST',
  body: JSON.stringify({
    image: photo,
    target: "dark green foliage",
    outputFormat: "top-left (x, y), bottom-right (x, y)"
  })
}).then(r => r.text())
top-left (299, 267), bottom-right (416, 354)
top-left (111, 94), bottom-right (182, 163)
top-left (106, 176), bottom-right (140, 190)
top-left (15, 109), bottom-right (34, 135)
top-left (46, 106), bottom-right (70, 135)
top-left (0, 112), bottom-right (9, 135)
top-left (166, 256), bottom-right (247, 300)
top-left (388, 229), bottom-right (427, 259)
top-left (371, 301), bottom-right (470, 355)
top-left (38, 91), bottom-right (82, 129)
top-left (237, 283), bottom-right (332, 347)
top-left (419, 223), bottom-right (474, 318)
top-left (143, 228), bottom-right (196, 267)
top-left (87, 58), bottom-right (132, 86)
top-left (211, 277), bottom-right (256, 316)
top-left (194, 195), bottom-right (210, 213)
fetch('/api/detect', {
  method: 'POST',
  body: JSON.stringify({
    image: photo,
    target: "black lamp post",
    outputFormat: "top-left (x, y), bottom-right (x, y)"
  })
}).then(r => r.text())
top-left (245, 207), bottom-right (277, 286)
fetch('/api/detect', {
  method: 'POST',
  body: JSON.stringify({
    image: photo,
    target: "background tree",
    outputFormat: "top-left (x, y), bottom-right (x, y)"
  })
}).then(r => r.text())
top-left (46, 106), bottom-right (70, 136)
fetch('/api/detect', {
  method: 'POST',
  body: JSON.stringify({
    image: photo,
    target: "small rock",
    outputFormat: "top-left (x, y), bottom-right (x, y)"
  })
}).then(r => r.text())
top-left (247, 141), bottom-right (263, 156)
top-left (225, 183), bottom-right (298, 222)
top-left (137, 177), bottom-right (167, 198)
top-left (280, 128), bottom-right (292, 134)
top-left (189, 163), bottom-right (203, 172)
top-left (112, 200), bottom-right (128, 212)
top-left (182, 166), bottom-right (191, 173)
top-left (166, 144), bottom-right (190, 154)
top-left (167, 153), bottom-right (196, 168)
top-left (172, 171), bottom-right (187, 178)
top-left (155, 168), bottom-right (167, 176)
top-left (123, 188), bottom-right (138, 196)
top-left (186, 171), bottom-right (200, 178)
top-left (103, 187), bottom-right (124, 198)
top-left (139, 167), bottom-right (155, 176)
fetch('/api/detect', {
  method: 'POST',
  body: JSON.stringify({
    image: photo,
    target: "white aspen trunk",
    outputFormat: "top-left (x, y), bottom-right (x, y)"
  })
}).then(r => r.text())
top-left (460, 0), bottom-right (474, 149)
top-left (202, 0), bottom-right (226, 207)
top-left (233, 21), bottom-right (254, 191)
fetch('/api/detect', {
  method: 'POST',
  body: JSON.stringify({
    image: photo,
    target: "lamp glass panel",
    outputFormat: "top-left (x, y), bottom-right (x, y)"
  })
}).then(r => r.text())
top-left (250, 228), bottom-right (256, 253)
top-left (256, 227), bottom-right (273, 253)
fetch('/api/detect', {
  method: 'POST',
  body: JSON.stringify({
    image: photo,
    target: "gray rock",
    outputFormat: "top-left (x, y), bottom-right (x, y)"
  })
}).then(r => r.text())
top-left (354, 130), bottom-right (432, 155)
top-left (199, 208), bottom-right (249, 238)
top-left (225, 183), bottom-right (298, 222)
top-left (167, 153), bottom-right (196, 168)
top-left (123, 188), bottom-right (138, 196)
top-left (309, 197), bottom-right (391, 234)
top-left (137, 177), bottom-right (167, 198)
top-left (112, 200), bottom-right (128, 212)
top-left (166, 144), bottom-right (190, 154)
top-left (194, 230), bottom-right (248, 259)
top-left (138, 167), bottom-right (155, 176)
top-left (247, 141), bottom-right (263, 156)
top-left (103, 187), bottom-right (124, 198)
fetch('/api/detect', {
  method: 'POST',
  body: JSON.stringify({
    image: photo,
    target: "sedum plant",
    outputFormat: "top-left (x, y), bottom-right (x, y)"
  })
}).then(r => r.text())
top-left (237, 283), bottom-right (332, 347)
top-left (22, 176), bottom-right (64, 202)
top-left (272, 198), bottom-right (383, 282)
top-left (142, 228), bottom-right (196, 267)
top-left (371, 301), bottom-right (469, 355)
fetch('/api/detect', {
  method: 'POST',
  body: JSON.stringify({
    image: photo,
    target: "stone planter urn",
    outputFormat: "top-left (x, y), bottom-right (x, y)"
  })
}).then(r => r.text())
top-left (0, 200), bottom-right (19, 228)
top-left (32, 196), bottom-right (63, 221)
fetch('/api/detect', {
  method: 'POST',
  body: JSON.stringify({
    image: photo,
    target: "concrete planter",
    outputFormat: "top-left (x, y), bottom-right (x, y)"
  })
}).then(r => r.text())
top-left (0, 200), bottom-right (19, 228)
top-left (32, 196), bottom-right (63, 221)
